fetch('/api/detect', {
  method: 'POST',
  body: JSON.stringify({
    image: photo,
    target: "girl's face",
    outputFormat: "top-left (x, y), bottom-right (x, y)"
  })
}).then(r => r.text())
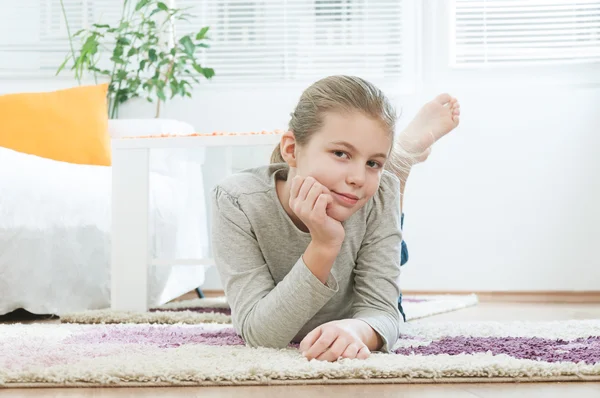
top-left (294, 111), bottom-right (393, 222)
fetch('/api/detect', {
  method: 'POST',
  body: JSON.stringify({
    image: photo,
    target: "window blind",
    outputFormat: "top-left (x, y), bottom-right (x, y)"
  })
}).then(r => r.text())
top-left (175, 0), bottom-right (414, 87)
top-left (0, 0), bottom-right (416, 89)
top-left (450, 0), bottom-right (600, 66)
top-left (0, 0), bottom-right (123, 77)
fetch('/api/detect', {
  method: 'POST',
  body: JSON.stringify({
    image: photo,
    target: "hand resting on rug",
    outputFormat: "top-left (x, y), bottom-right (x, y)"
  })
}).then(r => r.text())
top-left (299, 319), bottom-right (380, 361)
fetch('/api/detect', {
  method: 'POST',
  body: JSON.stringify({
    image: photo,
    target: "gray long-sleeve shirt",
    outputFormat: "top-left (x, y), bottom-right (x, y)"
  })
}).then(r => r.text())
top-left (210, 163), bottom-right (402, 352)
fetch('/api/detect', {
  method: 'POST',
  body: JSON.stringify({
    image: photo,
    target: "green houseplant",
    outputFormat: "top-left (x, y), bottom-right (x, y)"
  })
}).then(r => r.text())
top-left (57, 0), bottom-right (215, 118)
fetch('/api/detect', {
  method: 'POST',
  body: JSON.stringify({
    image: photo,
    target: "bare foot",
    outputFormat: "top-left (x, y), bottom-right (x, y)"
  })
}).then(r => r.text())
top-left (396, 93), bottom-right (460, 163)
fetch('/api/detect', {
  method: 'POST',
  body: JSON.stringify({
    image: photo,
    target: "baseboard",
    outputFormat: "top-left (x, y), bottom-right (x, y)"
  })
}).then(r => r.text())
top-left (402, 291), bottom-right (600, 303)
top-left (191, 290), bottom-right (600, 303)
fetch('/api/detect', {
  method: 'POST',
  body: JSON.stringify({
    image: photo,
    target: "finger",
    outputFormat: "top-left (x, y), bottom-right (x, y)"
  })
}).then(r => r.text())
top-left (299, 326), bottom-right (322, 354)
top-left (305, 181), bottom-right (324, 210)
top-left (316, 336), bottom-right (349, 362)
top-left (356, 345), bottom-right (371, 360)
top-left (320, 184), bottom-right (332, 195)
top-left (298, 176), bottom-right (316, 201)
top-left (289, 176), bottom-right (303, 201)
top-left (341, 343), bottom-right (360, 359)
top-left (304, 330), bottom-right (336, 361)
top-left (453, 108), bottom-right (460, 116)
top-left (453, 115), bottom-right (460, 125)
top-left (313, 194), bottom-right (331, 216)
top-left (435, 93), bottom-right (452, 105)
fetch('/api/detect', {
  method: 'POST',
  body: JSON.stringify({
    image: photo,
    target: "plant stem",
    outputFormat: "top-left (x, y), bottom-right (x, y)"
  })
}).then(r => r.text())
top-left (108, 0), bottom-right (133, 118)
top-left (155, 59), bottom-right (175, 118)
top-left (59, 0), bottom-right (81, 85)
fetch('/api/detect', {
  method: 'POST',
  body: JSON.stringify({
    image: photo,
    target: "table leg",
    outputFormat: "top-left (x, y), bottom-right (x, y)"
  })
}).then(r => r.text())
top-left (111, 147), bottom-right (149, 311)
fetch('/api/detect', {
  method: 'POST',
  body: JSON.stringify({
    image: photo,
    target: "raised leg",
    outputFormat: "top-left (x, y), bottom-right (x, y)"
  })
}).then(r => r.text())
top-left (111, 147), bottom-right (150, 311)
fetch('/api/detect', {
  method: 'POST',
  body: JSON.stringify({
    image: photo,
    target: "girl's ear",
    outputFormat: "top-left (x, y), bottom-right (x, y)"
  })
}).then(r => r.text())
top-left (280, 130), bottom-right (297, 168)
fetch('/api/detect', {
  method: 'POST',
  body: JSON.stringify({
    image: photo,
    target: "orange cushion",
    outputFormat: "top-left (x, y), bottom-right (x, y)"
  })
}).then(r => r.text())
top-left (0, 83), bottom-right (111, 166)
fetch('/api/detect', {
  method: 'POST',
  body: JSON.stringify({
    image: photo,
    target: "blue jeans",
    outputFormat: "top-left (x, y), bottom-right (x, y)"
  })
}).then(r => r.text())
top-left (398, 213), bottom-right (409, 322)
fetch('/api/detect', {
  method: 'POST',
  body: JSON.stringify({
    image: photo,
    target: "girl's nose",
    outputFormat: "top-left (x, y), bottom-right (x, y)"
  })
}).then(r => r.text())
top-left (346, 163), bottom-right (366, 186)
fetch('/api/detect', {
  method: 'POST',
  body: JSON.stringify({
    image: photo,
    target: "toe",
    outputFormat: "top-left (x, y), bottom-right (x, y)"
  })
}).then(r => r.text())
top-left (435, 93), bottom-right (452, 105)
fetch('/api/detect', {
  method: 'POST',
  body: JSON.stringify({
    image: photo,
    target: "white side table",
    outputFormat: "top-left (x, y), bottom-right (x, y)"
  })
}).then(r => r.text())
top-left (111, 134), bottom-right (282, 311)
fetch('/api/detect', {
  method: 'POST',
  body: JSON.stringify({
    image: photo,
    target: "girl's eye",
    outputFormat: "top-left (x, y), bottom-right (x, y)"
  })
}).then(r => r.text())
top-left (367, 160), bottom-right (382, 169)
top-left (333, 151), bottom-right (349, 159)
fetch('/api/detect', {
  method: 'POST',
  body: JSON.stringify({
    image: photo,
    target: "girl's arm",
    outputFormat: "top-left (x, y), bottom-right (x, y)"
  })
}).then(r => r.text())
top-left (350, 172), bottom-right (403, 352)
top-left (211, 187), bottom-right (339, 349)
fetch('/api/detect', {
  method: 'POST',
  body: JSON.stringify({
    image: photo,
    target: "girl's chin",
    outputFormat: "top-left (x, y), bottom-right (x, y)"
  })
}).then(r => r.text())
top-left (326, 205), bottom-right (353, 223)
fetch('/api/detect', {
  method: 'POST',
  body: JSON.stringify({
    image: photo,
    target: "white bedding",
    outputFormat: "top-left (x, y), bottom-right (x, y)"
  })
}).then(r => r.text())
top-left (0, 146), bottom-right (209, 315)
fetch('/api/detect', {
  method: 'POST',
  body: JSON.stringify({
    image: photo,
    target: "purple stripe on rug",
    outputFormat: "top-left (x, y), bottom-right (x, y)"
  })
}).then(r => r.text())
top-left (150, 307), bottom-right (232, 315)
top-left (394, 336), bottom-right (600, 365)
top-left (402, 298), bottom-right (428, 303)
top-left (64, 325), bottom-right (245, 348)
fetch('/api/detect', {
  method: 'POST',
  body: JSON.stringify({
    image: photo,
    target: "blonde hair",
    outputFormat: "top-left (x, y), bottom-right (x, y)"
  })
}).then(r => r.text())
top-left (270, 75), bottom-right (414, 176)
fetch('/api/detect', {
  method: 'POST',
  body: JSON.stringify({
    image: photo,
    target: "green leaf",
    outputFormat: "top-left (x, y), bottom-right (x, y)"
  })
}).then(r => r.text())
top-left (116, 70), bottom-right (128, 80)
top-left (92, 23), bottom-right (110, 29)
top-left (82, 36), bottom-right (99, 55)
top-left (179, 36), bottom-right (195, 57)
top-left (149, 8), bottom-right (163, 17)
top-left (157, 2), bottom-right (169, 11)
top-left (55, 56), bottom-right (70, 76)
top-left (135, 0), bottom-right (150, 11)
top-left (196, 43), bottom-right (209, 49)
top-left (196, 26), bottom-right (209, 40)
top-left (148, 49), bottom-right (157, 62)
top-left (202, 67), bottom-right (215, 79)
top-left (110, 56), bottom-right (126, 64)
top-left (139, 60), bottom-right (147, 70)
top-left (127, 47), bottom-right (138, 57)
top-left (170, 80), bottom-right (179, 98)
top-left (192, 63), bottom-right (203, 74)
top-left (116, 37), bottom-right (131, 46)
top-left (157, 88), bottom-right (166, 102)
top-left (113, 46), bottom-right (124, 57)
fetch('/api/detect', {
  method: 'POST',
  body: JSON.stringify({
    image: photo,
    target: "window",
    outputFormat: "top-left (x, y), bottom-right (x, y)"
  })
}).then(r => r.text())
top-left (175, 0), bottom-right (417, 91)
top-left (450, 0), bottom-right (600, 67)
top-left (0, 0), bottom-right (122, 77)
top-left (0, 0), bottom-right (418, 93)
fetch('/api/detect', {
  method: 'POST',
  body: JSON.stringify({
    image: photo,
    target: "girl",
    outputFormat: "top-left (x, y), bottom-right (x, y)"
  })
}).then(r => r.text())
top-left (211, 76), bottom-right (459, 362)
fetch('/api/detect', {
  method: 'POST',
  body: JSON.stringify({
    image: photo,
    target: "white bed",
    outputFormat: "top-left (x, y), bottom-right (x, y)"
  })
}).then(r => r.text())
top-left (0, 120), bottom-right (210, 315)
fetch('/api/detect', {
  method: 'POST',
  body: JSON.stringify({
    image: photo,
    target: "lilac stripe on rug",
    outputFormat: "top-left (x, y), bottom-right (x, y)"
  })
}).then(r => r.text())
top-left (1, 320), bottom-right (599, 387)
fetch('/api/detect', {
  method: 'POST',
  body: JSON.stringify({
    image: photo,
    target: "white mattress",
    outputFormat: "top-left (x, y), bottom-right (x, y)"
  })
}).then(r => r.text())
top-left (0, 146), bottom-right (209, 315)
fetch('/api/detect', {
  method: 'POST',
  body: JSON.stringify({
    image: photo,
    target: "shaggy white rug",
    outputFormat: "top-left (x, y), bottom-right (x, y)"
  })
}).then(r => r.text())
top-left (1, 319), bottom-right (599, 387)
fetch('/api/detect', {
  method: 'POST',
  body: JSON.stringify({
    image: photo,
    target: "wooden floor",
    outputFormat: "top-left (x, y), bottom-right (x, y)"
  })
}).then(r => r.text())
top-left (2, 301), bottom-right (600, 397)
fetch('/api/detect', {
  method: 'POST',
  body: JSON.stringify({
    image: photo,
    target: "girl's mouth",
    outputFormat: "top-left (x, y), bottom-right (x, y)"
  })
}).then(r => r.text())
top-left (331, 191), bottom-right (359, 207)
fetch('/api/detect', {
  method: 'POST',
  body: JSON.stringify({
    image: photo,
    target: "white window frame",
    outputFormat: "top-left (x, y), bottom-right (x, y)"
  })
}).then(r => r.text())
top-left (421, 0), bottom-right (600, 90)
